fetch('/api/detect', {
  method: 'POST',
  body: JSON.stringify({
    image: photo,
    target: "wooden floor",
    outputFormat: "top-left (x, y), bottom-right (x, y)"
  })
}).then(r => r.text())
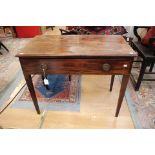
top-left (0, 27), bottom-right (134, 129)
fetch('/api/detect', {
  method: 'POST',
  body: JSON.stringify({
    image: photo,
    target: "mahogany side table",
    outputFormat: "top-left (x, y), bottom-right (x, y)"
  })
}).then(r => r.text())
top-left (16, 35), bottom-right (137, 117)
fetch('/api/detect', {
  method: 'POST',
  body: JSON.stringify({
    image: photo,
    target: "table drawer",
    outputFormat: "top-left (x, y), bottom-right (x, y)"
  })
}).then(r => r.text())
top-left (20, 58), bottom-right (132, 75)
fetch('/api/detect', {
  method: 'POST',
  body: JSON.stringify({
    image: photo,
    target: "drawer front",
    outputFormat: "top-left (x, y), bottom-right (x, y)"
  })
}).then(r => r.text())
top-left (20, 58), bottom-right (132, 75)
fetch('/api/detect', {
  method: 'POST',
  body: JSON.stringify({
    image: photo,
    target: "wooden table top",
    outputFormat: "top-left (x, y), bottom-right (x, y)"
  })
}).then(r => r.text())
top-left (16, 35), bottom-right (137, 58)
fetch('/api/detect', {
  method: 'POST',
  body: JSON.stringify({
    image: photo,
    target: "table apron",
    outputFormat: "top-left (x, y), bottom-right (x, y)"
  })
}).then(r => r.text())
top-left (20, 58), bottom-right (133, 75)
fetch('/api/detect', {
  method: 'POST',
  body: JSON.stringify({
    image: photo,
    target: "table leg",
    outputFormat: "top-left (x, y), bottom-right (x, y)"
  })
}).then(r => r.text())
top-left (115, 75), bottom-right (129, 117)
top-left (110, 75), bottom-right (115, 91)
top-left (24, 74), bottom-right (40, 114)
top-left (68, 75), bottom-right (71, 81)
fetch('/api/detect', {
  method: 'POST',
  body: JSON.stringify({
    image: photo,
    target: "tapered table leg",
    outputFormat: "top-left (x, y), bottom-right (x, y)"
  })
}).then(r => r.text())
top-left (24, 74), bottom-right (40, 114)
top-left (110, 75), bottom-right (115, 91)
top-left (115, 75), bottom-right (129, 117)
top-left (68, 74), bottom-right (71, 81)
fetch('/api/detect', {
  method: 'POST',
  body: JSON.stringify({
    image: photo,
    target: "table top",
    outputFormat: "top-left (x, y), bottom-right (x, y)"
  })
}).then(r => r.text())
top-left (16, 35), bottom-right (137, 58)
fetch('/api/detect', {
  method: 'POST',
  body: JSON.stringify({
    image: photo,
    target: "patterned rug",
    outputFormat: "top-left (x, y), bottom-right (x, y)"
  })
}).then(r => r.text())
top-left (125, 65), bottom-right (155, 128)
top-left (66, 26), bottom-right (127, 35)
top-left (11, 74), bottom-right (81, 112)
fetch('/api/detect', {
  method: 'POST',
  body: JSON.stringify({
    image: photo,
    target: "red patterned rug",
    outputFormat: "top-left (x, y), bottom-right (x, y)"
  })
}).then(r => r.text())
top-left (11, 74), bottom-right (81, 112)
top-left (66, 26), bottom-right (127, 35)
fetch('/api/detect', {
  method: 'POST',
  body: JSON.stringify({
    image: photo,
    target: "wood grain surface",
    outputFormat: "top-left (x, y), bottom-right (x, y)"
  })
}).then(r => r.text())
top-left (20, 58), bottom-right (132, 75)
top-left (16, 35), bottom-right (137, 58)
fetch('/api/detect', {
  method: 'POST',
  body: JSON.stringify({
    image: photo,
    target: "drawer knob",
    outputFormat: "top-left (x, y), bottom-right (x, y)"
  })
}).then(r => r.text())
top-left (102, 63), bottom-right (111, 71)
top-left (40, 64), bottom-right (47, 70)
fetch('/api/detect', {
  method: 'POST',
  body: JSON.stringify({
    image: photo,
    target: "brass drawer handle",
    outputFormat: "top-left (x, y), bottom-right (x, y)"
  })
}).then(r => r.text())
top-left (40, 64), bottom-right (47, 70)
top-left (102, 63), bottom-right (111, 71)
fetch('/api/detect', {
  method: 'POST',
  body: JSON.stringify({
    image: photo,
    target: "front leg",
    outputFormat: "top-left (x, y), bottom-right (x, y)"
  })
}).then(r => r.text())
top-left (24, 73), bottom-right (40, 114)
top-left (115, 75), bottom-right (129, 117)
top-left (110, 75), bottom-right (115, 91)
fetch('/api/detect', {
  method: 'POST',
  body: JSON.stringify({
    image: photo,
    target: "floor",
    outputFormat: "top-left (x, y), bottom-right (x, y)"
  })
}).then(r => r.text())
top-left (0, 27), bottom-right (134, 128)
